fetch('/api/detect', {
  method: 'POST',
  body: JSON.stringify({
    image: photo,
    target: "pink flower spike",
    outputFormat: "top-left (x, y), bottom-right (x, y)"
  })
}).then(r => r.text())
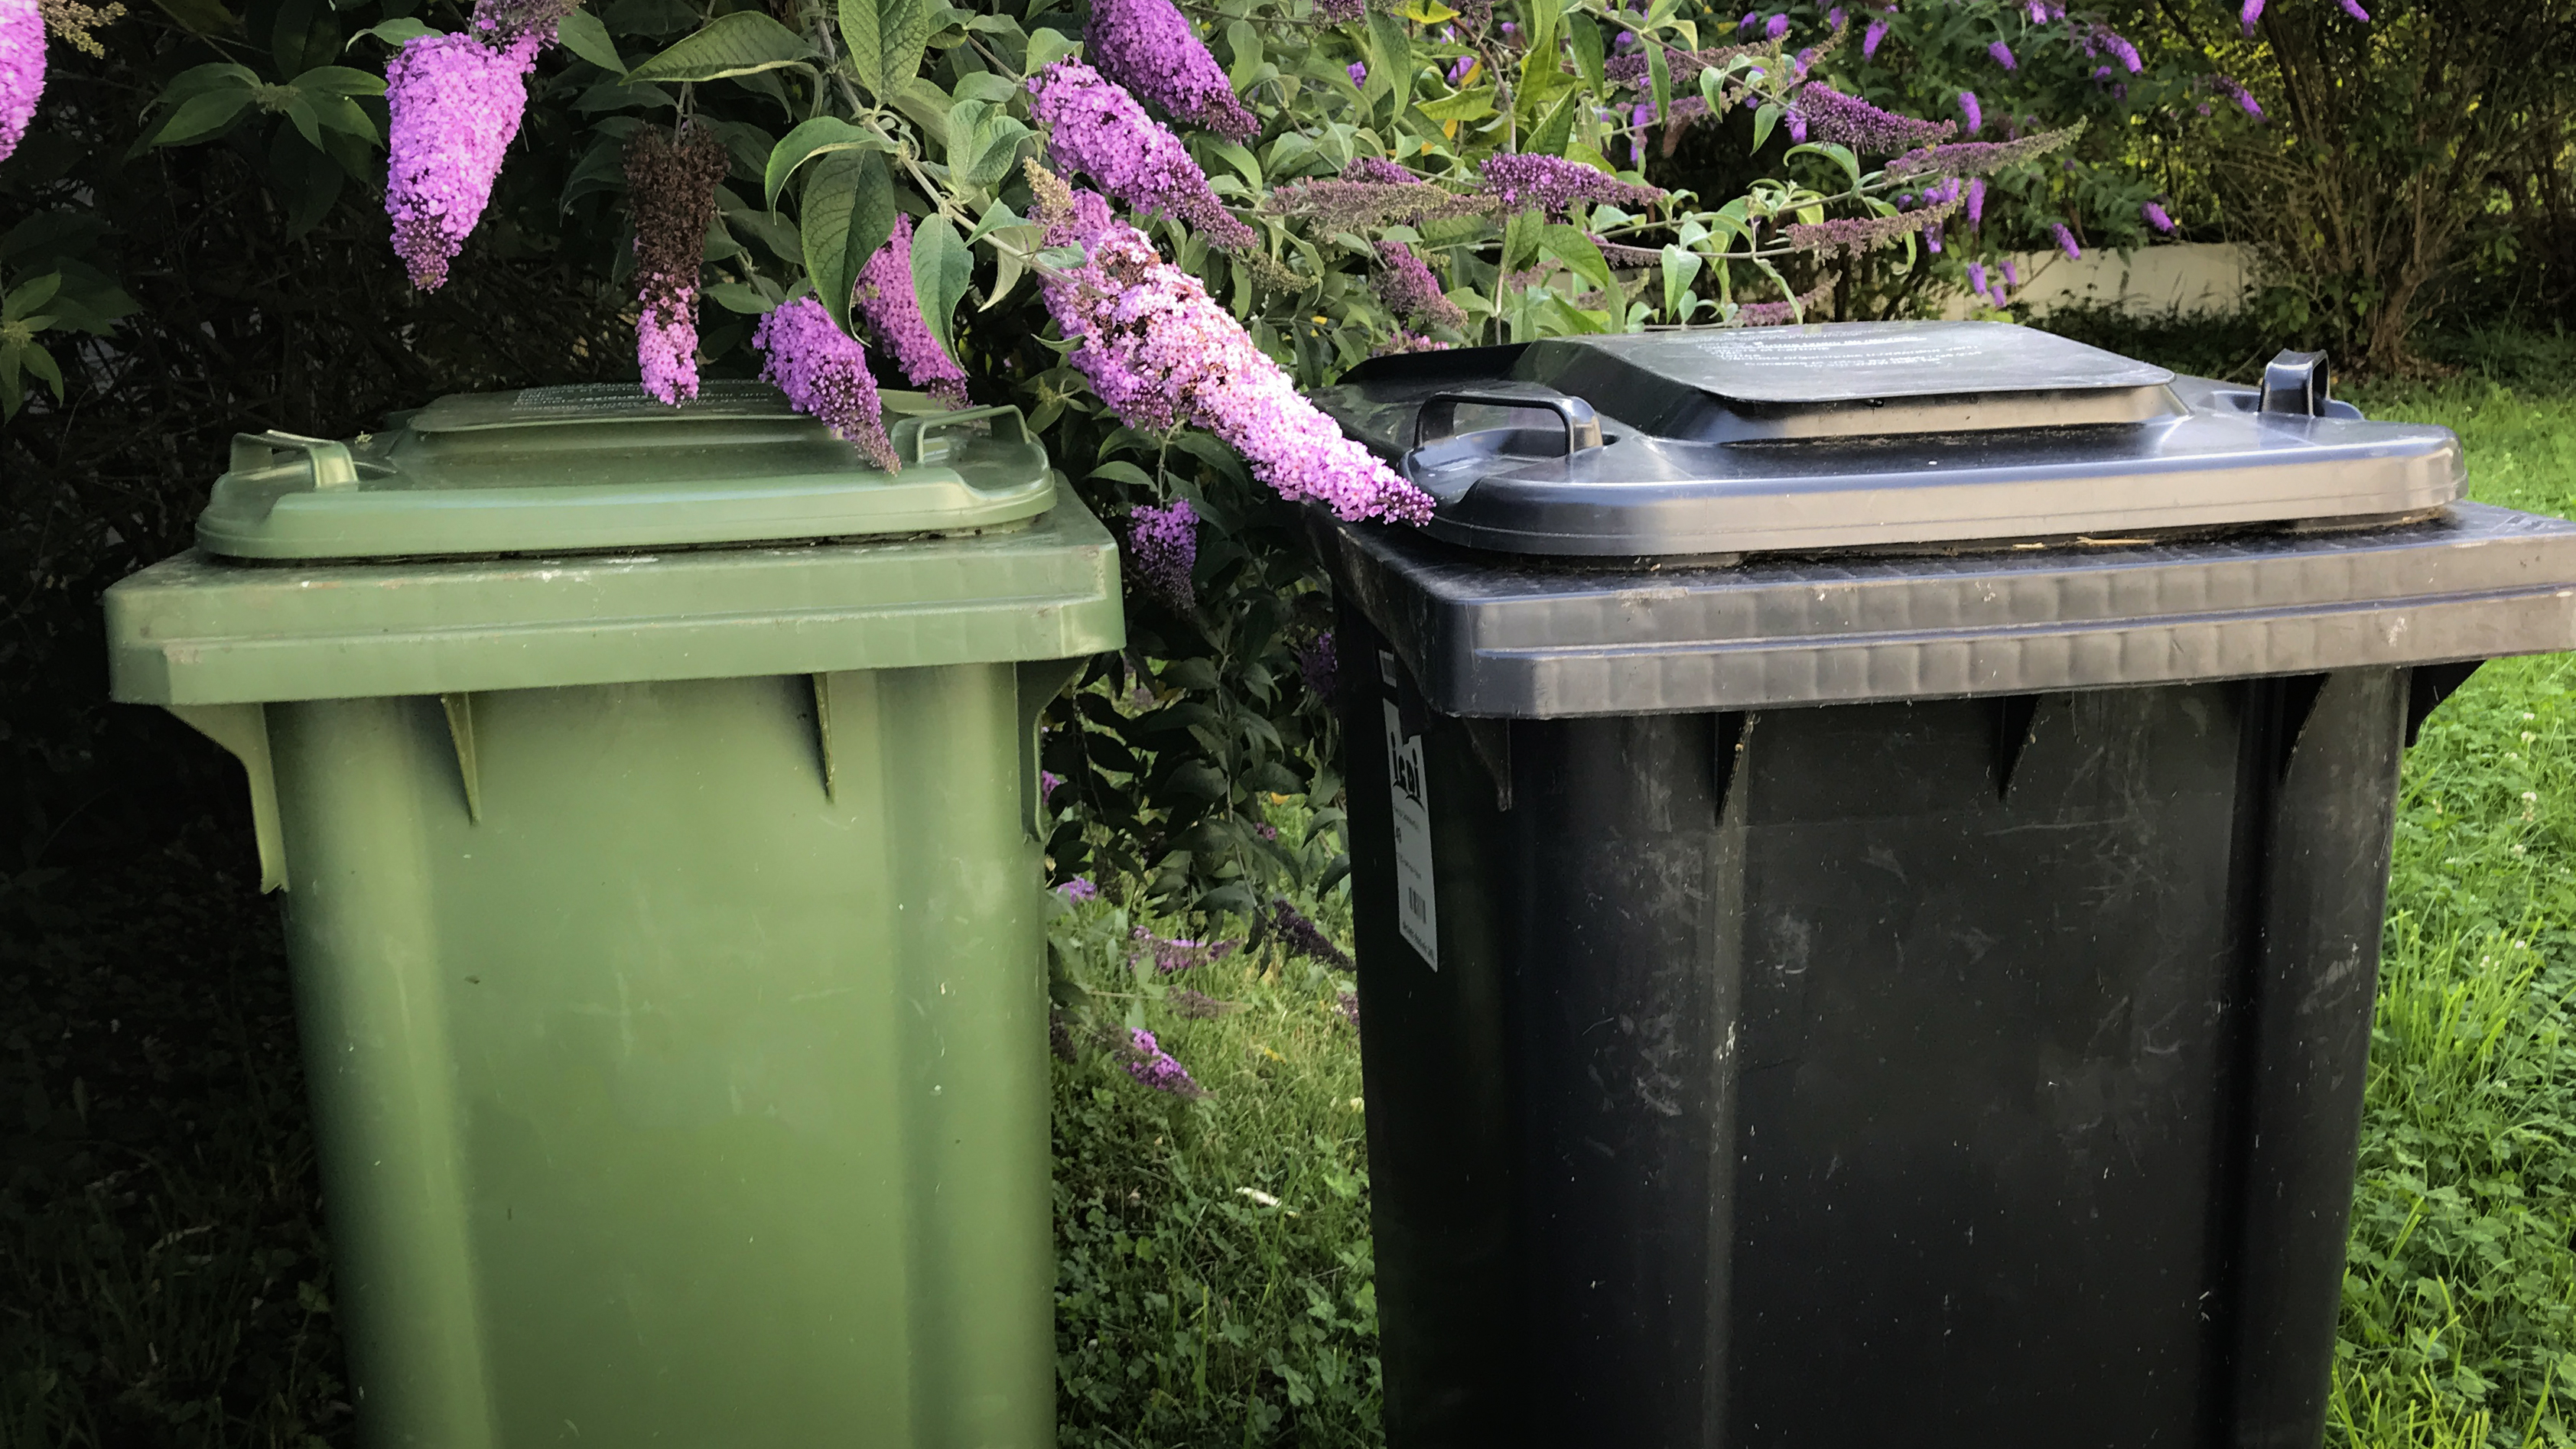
top-left (0, 0), bottom-right (42, 165)
top-left (1085, 0), bottom-right (1258, 139)
top-left (752, 296), bottom-right (903, 472)
top-left (2337, 0), bottom-right (2368, 17)
top-left (2142, 200), bottom-right (2174, 233)
top-left (1031, 179), bottom-right (1434, 525)
top-left (855, 215), bottom-right (970, 404)
top-left (1029, 60), bottom-right (1255, 249)
top-left (636, 297), bottom-right (700, 405)
top-left (1127, 498), bottom-right (1199, 606)
top-left (2239, 0), bottom-right (2263, 32)
top-left (383, 30), bottom-right (543, 290)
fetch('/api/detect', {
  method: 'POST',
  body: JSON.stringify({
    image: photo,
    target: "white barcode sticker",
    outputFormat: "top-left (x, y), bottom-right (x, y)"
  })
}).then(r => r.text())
top-left (1381, 681), bottom-right (1439, 970)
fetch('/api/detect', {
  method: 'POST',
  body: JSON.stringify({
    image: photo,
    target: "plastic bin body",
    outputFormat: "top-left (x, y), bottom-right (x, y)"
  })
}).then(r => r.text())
top-left (104, 385), bottom-right (1122, 1448)
top-left (1308, 324), bottom-right (2576, 1449)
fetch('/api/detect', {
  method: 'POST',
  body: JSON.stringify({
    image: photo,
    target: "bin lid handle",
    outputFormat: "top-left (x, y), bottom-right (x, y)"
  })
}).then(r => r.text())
top-left (230, 430), bottom-right (360, 491)
top-left (1414, 385), bottom-right (1605, 456)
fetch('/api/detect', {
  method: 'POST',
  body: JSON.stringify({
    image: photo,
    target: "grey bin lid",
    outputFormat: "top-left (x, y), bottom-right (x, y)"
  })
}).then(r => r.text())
top-left (1310, 321), bottom-right (2463, 557)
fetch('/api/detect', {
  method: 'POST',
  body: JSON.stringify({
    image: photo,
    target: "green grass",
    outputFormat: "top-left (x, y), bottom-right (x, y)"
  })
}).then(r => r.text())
top-left (2314, 375), bottom-right (2576, 1449)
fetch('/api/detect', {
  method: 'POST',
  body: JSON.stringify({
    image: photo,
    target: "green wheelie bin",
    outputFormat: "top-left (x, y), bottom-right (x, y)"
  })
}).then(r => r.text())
top-left (102, 382), bottom-right (1122, 1448)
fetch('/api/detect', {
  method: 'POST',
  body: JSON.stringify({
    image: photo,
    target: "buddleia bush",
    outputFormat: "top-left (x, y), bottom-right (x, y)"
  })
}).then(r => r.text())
top-left (2, 0), bottom-right (2344, 911)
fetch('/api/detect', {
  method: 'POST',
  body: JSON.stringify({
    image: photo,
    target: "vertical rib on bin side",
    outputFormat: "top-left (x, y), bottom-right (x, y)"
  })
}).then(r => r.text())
top-left (1343, 602), bottom-right (2402, 1449)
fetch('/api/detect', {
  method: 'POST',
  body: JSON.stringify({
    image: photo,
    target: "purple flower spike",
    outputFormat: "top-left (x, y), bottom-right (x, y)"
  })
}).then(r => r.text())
top-left (2216, 76), bottom-right (2264, 119)
top-left (2142, 200), bottom-right (2174, 233)
top-left (1296, 630), bottom-right (1337, 700)
top-left (855, 215), bottom-right (971, 404)
top-left (1479, 152), bottom-right (1664, 219)
top-left (1826, 7), bottom-right (1844, 28)
top-left (1958, 89), bottom-right (1982, 134)
top-left (2338, 0), bottom-right (2368, 16)
top-left (1925, 223), bottom-right (1942, 254)
top-left (1313, 0), bottom-right (1363, 18)
top-left (1862, 16), bottom-right (1888, 54)
top-left (2051, 222), bottom-right (2080, 260)
top-left (751, 297), bottom-right (902, 472)
top-left (1059, 876), bottom-right (1101, 902)
top-left (385, 30), bottom-right (544, 290)
top-left (1120, 1028), bottom-right (1208, 1098)
top-left (1270, 898), bottom-right (1355, 970)
top-left (1085, 0), bottom-right (1259, 139)
top-left (1738, 10), bottom-right (1758, 31)
top-left (1764, 11), bottom-right (1789, 38)
top-left (1966, 262), bottom-right (1989, 295)
top-left (1128, 497), bottom-right (1199, 606)
top-left (1987, 40), bottom-right (2015, 69)
top-left (1966, 175), bottom-right (1986, 226)
top-left (0, 0), bottom-right (42, 164)
top-left (1377, 240), bottom-right (1466, 331)
top-left (1029, 61), bottom-right (1255, 249)
top-left (2239, 0), bottom-right (2263, 31)
top-left (1794, 82), bottom-right (1953, 154)
top-left (1348, 60), bottom-right (1367, 84)
top-left (2002, 258), bottom-right (2020, 287)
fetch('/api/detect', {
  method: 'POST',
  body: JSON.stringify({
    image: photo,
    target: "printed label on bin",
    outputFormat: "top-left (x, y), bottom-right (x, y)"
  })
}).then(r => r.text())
top-left (1380, 651), bottom-right (1438, 970)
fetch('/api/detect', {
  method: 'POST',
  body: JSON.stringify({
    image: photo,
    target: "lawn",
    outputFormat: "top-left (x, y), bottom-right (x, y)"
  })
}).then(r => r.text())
top-left (10, 346), bottom-right (2576, 1448)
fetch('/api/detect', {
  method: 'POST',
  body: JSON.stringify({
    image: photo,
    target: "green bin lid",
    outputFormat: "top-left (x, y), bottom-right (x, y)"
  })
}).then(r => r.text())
top-left (197, 381), bottom-right (1054, 560)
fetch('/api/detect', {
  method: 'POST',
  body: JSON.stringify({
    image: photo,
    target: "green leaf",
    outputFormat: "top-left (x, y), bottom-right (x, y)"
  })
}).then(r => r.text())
top-left (626, 12), bottom-right (814, 85)
top-left (281, 95), bottom-right (327, 151)
top-left (1660, 242), bottom-right (1701, 321)
top-left (1569, 15), bottom-right (1605, 93)
top-left (877, 0), bottom-right (935, 96)
top-left (1785, 140), bottom-right (1862, 190)
top-left (149, 86), bottom-right (255, 148)
top-left (801, 150), bottom-right (895, 330)
top-left (1523, 0), bottom-right (1558, 67)
top-left (1540, 223), bottom-right (1612, 298)
top-left (1024, 25), bottom-right (1076, 75)
top-left (945, 100), bottom-right (1032, 190)
top-left (288, 64), bottom-right (385, 96)
top-left (764, 116), bottom-right (892, 208)
top-left (706, 282), bottom-right (774, 313)
top-left (1751, 101), bottom-right (1781, 153)
top-left (1363, 10), bottom-right (1410, 113)
top-left (1647, 39), bottom-right (1671, 140)
top-left (18, 339), bottom-right (63, 398)
top-left (1501, 207), bottom-right (1540, 273)
top-left (555, 8), bottom-right (626, 73)
top-left (150, 0), bottom-right (240, 36)
top-left (909, 213), bottom-right (973, 356)
top-left (838, 0), bottom-right (883, 94)
top-left (1527, 88), bottom-right (1578, 158)
top-left (1414, 86), bottom-right (1494, 123)
top-left (345, 15), bottom-right (434, 47)
top-left (4, 273), bottom-right (64, 320)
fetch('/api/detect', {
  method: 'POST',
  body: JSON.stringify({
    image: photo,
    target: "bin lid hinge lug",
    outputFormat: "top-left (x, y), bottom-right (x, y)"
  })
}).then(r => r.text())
top-left (441, 692), bottom-right (483, 824)
top-left (1461, 717), bottom-right (1513, 813)
top-left (1992, 695), bottom-right (2043, 801)
top-left (1714, 711), bottom-right (1753, 821)
top-left (812, 674), bottom-right (840, 803)
top-left (2273, 673), bottom-right (2331, 781)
